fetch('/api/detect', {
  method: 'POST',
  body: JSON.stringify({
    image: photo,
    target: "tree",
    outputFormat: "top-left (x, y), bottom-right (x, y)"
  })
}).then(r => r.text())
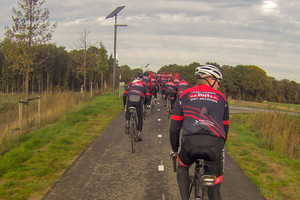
top-left (78, 29), bottom-right (90, 91)
top-left (233, 65), bottom-right (272, 101)
top-left (95, 43), bottom-right (110, 90)
top-left (4, 0), bottom-right (56, 99)
top-left (119, 65), bottom-right (133, 84)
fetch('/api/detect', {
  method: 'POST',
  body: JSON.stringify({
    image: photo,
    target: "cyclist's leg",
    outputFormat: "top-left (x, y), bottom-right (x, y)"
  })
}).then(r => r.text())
top-left (177, 136), bottom-right (194, 200)
top-left (125, 101), bottom-right (133, 121)
top-left (177, 164), bottom-right (190, 200)
top-left (148, 94), bottom-right (152, 106)
top-left (164, 92), bottom-right (168, 106)
top-left (203, 137), bottom-right (225, 200)
top-left (136, 101), bottom-right (143, 131)
top-left (125, 101), bottom-right (132, 133)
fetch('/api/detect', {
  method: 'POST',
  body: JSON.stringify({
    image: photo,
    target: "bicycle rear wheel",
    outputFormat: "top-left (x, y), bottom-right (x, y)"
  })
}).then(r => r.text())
top-left (130, 117), bottom-right (136, 153)
top-left (189, 177), bottom-right (202, 200)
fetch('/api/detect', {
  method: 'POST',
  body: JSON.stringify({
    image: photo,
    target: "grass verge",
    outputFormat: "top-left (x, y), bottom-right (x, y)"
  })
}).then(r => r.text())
top-left (226, 113), bottom-right (300, 200)
top-left (228, 99), bottom-right (300, 113)
top-left (0, 94), bottom-right (123, 200)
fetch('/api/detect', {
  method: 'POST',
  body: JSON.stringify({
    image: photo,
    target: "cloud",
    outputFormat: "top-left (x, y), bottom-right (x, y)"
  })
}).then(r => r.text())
top-left (0, 0), bottom-right (299, 82)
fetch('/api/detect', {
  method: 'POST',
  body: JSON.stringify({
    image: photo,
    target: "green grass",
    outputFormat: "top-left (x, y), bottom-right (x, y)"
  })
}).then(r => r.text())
top-left (227, 113), bottom-right (300, 200)
top-left (228, 99), bottom-right (300, 113)
top-left (0, 94), bottom-right (123, 200)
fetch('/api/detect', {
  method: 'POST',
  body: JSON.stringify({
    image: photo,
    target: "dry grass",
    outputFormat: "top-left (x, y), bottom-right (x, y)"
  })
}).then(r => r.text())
top-left (0, 91), bottom-right (100, 149)
top-left (228, 112), bottom-right (300, 199)
top-left (245, 112), bottom-right (299, 159)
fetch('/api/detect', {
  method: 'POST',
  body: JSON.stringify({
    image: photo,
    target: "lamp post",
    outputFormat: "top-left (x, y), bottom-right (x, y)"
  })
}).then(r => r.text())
top-left (106, 6), bottom-right (127, 95)
top-left (144, 63), bottom-right (149, 72)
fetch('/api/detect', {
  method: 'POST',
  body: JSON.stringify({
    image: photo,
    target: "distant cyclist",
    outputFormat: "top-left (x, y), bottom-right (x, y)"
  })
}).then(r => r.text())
top-left (164, 77), bottom-right (178, 110)
top-left (150, 74), bottom-right (157, 104)
top-left (123, 72), bottom-right (151, 141)
top-left (143, 72), bottom-right (152, 109)
top-left (176, 76), bottom-right (191, 98)
top-left (161, 73), bottom-right (168, 98)
top-left (170, 64), bottom-right (229, 200)
top-left (174, 73), bottom-right (180, 85)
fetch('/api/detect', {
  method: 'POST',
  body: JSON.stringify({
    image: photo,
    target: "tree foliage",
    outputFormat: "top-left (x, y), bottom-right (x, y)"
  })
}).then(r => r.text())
top-left (4, 0), bottom-right (57, 99)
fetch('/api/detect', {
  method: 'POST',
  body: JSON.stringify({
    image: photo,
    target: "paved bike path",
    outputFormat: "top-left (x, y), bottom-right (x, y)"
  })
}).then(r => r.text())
top-left (43, 101), bottom-right (266, 200)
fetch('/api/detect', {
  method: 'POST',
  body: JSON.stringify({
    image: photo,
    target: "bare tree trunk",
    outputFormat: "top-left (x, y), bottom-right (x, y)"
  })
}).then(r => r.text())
top-left (25, 67), bottom-right (29, 100)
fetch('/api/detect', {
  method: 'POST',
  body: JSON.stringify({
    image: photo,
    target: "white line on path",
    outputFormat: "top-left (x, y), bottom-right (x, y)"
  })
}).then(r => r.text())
top-left (158, 160), bottom-right (164, 171)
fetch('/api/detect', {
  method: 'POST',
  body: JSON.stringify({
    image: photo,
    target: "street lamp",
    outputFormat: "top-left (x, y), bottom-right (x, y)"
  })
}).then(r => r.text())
top-left (106, 6), bottom-right (127, 95)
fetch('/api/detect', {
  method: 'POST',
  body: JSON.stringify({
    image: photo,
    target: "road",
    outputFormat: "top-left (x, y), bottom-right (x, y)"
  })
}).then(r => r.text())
top-left (43, 100), bottom-right (266, 200)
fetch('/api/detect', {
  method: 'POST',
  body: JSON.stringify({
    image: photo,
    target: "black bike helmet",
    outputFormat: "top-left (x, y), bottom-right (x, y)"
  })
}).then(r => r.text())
top-left (135, 72), bottom-right (143, 80)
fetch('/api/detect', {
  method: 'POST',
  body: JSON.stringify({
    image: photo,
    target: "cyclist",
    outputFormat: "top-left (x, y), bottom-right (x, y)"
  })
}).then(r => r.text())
top-left (143, 72), bottom-right (152, 109)
top-left (169, 64), bottom-right (229, 200)
top-left (161, 73), bottom-right (168, 98)
top-left (156, 73), bottom-right (162, 93)
top-left (176, 76), bottom-right (191, 98)
top-left (150, 74), bottom-right (157, 104)
top-left (174, 73), bottom-right (180, 85)
top-left (123, 72), bottom-right (151, 141)
top-left (164, 77), bottom-right (178, 110)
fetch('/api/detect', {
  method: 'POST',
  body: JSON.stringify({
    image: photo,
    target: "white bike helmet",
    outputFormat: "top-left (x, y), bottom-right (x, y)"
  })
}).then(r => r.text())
top-left (195, 64), bottom-right (223, 80)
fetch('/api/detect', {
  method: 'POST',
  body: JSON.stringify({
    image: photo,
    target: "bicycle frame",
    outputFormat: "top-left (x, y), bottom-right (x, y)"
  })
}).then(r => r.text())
top-left (189, 159), bottom-right (216, 200)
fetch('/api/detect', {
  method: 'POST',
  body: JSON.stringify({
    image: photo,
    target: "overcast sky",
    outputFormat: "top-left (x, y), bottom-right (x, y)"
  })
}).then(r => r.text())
top-left (1, 0), bottom-right (299, 82)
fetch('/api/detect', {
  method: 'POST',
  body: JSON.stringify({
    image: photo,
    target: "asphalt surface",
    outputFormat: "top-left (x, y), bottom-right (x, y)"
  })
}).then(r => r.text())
top-left (43, 100), bottom-right (267, 200)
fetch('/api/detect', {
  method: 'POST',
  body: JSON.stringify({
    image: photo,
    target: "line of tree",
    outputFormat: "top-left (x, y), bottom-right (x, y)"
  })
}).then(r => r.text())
top-left (0, 0), bottom-right (115, 98)
top-left (152, 62), bottom-right (300, 104)
top-left (0, 0), bottom-right (299, 104)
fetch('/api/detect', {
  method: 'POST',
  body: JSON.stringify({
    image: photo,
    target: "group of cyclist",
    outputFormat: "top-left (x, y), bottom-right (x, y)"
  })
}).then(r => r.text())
top-left (123, 64), bottom-right (229, 200)
top-left (123, 71), bottom-right (190, 140)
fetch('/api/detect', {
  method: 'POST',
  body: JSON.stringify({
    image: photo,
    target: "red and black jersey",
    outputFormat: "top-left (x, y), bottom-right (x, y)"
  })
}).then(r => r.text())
top-left (170, 85), bottom-right (229, 152)
top-left (161, 77), bottom-right (168, 86)
top-left (164, 81), bottom-right (178, 94)
top-left (174, 78), bottom-right (180, 85)
top-left (123, 80), bottom-right (151, 106)
top-left (177, 80), bottom-right (191, 93)
top-left (143, 76), bottom-right (152, 92)
top-left (150, 77), bottom-right (157, 87)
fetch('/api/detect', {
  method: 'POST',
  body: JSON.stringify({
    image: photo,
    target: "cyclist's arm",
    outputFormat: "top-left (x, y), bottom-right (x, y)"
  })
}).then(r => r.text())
top-left (123, 88), bottom-right (129, 108)
top-left (144, 83), bottom-right (151, 105)
top-left (123, 83), bottom-right (131, 107)
top-left (169, 100), bottom-right (183, 152)
top-left (223, 102), bottom-right (230, 142)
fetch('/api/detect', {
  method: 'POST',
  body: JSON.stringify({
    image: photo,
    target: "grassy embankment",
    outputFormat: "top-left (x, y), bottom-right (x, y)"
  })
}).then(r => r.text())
top-left (226, 109), bottom-right (299, 200)
top-left (0, 94), bottom-right (123, 200)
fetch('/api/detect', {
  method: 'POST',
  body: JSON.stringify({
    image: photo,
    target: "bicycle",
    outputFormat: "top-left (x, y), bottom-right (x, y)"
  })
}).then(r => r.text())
top-left (128, 106), bottom-right (138, 153)
top-left (189, 159), bottom-right (216, 200)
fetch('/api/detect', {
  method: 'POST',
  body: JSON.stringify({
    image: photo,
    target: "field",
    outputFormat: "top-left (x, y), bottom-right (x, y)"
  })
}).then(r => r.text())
top-left (229, 99), bottom-right (300, 113)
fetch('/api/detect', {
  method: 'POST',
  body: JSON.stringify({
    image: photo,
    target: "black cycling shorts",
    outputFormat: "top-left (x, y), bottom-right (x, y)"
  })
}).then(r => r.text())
top-left (178, 134), bottom-right (225, 178)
